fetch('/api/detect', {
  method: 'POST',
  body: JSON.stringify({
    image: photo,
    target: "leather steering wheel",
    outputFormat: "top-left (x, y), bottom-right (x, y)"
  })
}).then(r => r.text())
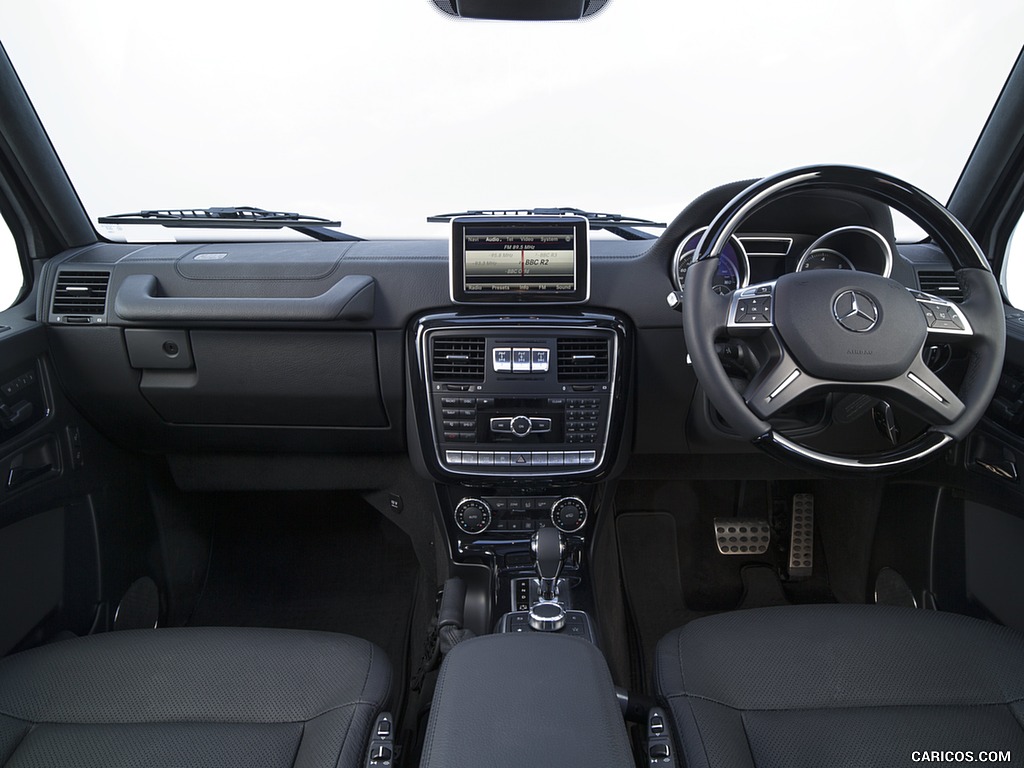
top-left (682, 165), bottom-right (1006, 472)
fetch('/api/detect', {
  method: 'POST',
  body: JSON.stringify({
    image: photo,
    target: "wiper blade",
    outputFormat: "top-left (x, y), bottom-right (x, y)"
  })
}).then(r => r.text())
top-left (427, 207), bottom-right (666, 241)
top-left (98, 206), bottom-right (363, 242)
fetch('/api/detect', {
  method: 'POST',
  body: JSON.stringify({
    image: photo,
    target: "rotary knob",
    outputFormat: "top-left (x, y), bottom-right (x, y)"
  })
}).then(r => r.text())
top-left (510, 415), bottom-right (532, 437)
top-left (454, 498), bottom-right (491, 534)
top-left (528, 601), bottom-right (566, 632)
top-left (551, 497), bottom-right (587, 533)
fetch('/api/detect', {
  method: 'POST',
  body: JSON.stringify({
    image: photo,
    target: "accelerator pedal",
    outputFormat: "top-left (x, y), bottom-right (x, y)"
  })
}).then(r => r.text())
top-left (787, 493), bottom-right (814, 580)
top-left (714, 518), bottom-right (771, 555)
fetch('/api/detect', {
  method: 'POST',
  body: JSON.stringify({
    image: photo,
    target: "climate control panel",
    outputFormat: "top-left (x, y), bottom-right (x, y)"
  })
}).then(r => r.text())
top-left (453, 495), bottom-right (589, 535)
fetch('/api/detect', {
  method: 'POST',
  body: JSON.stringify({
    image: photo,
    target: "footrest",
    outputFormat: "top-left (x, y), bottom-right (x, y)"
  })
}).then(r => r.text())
top-left (714, 518), bottom-right (771, 555)
top-left (788, 493), bottom-right (814, 580)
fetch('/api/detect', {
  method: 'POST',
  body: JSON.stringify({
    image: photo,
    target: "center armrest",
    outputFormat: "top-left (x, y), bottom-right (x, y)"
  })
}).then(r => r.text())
top-left (420, 632), bottom-right (633, 768)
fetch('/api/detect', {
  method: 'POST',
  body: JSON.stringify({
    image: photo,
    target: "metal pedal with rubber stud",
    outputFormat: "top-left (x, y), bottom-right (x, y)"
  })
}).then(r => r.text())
top-left (788, 494), bottom-right (814, 580)
top-left (714, 518), bottom-right (771, 555)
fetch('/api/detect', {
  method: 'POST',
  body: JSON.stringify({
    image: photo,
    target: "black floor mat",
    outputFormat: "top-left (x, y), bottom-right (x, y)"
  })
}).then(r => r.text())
top-left (187, 492), bottom-right (419, 684)
top-left (615, 480), bottom-right (836, 692)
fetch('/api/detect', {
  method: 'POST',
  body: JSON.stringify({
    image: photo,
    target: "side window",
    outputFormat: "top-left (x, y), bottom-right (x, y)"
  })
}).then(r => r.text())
top-left (0, 221), bottom-right (23, 310)
top-left (1004, 218), bottom-right (1024, 310)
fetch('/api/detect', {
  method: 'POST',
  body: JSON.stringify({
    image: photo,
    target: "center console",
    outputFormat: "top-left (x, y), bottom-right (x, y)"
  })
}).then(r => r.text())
top-left (408, 215), bottom-right (632, 641)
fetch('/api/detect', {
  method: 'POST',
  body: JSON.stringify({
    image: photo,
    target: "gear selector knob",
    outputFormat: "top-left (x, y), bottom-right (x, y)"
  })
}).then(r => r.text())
top-left (532, 526), bottom-right (565, 601)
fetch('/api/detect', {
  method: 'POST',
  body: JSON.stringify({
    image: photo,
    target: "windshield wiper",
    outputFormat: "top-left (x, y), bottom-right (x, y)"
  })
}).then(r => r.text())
top-left (98, 206), bottom-right (363, 242)
top-left (427, 207), bottom-right (666, 241)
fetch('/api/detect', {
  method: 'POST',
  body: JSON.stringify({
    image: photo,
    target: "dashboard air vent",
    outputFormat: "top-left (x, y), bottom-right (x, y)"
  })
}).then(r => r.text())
top-left (52, 270), bottom-right (111, 317)
top-left (432, 337), bottom-right (485, 382)
top-left (557, 338), bottom-right (609, 382)
top-left (918, 270), bottom-right (963, 302)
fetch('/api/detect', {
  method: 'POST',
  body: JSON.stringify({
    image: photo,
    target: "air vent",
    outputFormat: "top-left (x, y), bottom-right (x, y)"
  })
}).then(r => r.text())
top-left (52, 270), bottom-right (111, 317)
top-left (432, 337), bottom-right (485, 382)
top-left (557, 338), bottom-right (609, 382)
top-left (918, 270), bottom-right (963, 302)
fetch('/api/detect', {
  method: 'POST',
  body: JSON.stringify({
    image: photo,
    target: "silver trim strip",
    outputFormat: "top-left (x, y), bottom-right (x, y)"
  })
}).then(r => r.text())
top-left (768, 369), bottom-right (801, 400)
top-left (737, 236), bottom-right (794, 256)
top-left (770, 432), bottom-right (953, 469)
top-left (907, 372), bottom-right (946, 403)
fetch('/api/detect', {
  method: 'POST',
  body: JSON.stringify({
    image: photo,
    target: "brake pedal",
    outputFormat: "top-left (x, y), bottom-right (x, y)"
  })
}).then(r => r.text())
top-left (787, 494), bottom-right (814, 580)
top-left (714, 518), bottom-right (771, 555)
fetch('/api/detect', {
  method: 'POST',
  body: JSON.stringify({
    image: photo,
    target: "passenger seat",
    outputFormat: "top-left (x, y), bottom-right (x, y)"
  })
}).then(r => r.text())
top-left (0, 627), bottom-right (391, 767)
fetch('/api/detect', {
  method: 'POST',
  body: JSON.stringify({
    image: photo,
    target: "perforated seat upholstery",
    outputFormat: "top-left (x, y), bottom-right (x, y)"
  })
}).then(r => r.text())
top-left (655, 605), bottom-right (1024, 768)
top-left (0, 627), bottom-right (391, 768)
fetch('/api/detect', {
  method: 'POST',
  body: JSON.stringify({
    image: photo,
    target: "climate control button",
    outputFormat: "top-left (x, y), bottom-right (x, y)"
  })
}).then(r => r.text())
top-left (551, 496), bottom-right (588, 533)
top-left (454, 498), bottom-right (492, 534)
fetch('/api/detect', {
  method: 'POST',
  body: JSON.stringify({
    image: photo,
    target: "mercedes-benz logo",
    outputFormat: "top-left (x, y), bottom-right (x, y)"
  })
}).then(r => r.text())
top-left (833, 290), bottom-right (879, 332)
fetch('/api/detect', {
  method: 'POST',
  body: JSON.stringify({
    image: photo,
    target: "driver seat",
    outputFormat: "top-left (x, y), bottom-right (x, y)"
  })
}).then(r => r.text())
top-left (655, 604), bottom-right (1024, 767)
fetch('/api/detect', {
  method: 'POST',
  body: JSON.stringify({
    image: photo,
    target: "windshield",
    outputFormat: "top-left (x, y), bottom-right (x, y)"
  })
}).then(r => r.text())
top-left (1, 1), bottom-right (1022, 241)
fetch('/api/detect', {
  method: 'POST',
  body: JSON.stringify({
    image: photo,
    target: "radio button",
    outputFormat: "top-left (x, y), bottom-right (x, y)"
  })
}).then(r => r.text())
top-left (493, 348), bottom-right (512, 371)
top-left (511, 415), bottom-right (532, 436)
top-left (530, 417), bottom-right (552, 432)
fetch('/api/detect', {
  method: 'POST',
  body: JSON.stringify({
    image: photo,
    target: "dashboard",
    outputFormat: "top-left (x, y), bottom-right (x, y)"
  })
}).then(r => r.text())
top-left (37, 181), bottom-right (961, 475)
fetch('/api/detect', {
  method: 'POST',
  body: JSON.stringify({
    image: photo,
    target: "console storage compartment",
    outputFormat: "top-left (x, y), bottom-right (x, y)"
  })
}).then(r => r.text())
top-left (419, 632), bottom-right (633, 768)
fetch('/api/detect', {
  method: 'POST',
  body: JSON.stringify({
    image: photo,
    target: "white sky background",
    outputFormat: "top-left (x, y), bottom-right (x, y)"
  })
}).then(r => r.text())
top-left (1, 0), bottom-right (1024, 306)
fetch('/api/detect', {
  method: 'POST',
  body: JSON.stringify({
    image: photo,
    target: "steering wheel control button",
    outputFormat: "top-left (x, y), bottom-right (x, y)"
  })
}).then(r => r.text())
top-left (833, 290), bottom-right (879, 332)
top-left (454, 498), bottom-right (492, 534)
top-left (734, 296), bottom-right (772, 324)
top-left (551, 497), bottom-right (588, 532)
top-left (917, 299), bottom-right (970, 333)
top-left (528, 601), bottom-right (566, 632)
top-left (714, 518), bottom-right (771, 555)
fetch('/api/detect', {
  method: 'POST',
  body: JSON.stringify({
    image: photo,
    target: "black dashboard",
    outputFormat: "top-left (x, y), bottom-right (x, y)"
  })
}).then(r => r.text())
top-left (36, 183), bottom-right (963, 474)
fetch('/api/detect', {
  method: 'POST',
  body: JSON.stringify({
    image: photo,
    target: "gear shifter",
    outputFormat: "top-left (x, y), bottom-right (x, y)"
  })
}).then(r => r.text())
top-left (532, 526), bottom-right (565, 601)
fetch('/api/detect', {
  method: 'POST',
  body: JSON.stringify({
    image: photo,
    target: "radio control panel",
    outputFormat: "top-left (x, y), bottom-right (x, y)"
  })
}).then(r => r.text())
top-left (412, 313), bottom-right (628, 479)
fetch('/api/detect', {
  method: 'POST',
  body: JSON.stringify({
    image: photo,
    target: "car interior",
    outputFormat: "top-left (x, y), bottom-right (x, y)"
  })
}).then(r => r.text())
top-left (2, 2), bottom-right (1024, 767)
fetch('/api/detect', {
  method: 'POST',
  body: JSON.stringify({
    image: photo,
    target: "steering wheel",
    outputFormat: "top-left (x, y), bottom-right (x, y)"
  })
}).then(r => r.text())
top-left (682, 165), bottom-right (1006, 472)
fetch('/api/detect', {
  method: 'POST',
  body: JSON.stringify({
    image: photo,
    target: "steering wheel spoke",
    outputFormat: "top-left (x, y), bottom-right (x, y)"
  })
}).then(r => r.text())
top-left (743, 335), bottom-right (821, 419)
top-left (887, 355), bottom-right (966, 425)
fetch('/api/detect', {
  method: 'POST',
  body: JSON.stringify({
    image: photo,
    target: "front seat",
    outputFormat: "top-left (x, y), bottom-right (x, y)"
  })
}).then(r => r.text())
top-left (655, 604), bottom-right (1024, 767)
top-left (0, 627), bottom-right (390, 767)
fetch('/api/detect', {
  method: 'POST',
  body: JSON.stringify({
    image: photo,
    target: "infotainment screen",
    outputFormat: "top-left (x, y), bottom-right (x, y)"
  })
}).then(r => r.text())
top-left (450, 216), bottom-right (590, 303)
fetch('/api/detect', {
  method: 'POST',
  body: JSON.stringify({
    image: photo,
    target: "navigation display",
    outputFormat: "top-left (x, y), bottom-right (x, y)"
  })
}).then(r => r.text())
top-left (450, 216), bottom-right (590, 303)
